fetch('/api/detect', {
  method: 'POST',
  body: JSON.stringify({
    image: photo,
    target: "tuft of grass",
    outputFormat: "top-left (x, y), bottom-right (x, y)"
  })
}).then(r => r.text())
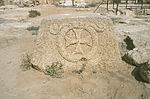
top-left (92, 70), bottom-right (97, 74)
top-left (27, 26), bottom-right (39, 31)
top-left (27, 26), bottom-right (39, 35)
top-left (44, 62), bottom-right (64, 78)
top-left (72, 64), bottom-right (86, 74)
top-left (20, 54), bottom-right (32, 71)
top-left (28, 10), bottom-right (41, 18)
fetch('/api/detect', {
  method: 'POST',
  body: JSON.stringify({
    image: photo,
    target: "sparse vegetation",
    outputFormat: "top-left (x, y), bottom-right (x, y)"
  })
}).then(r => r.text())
top-left (28, 10), bottom-right (41, 18)
top-left (27, 26), bottom-right (39, 31)
top-left (72, 64), bottom-right (86, 74)
top-left (27, 26), bottom-right (39, 35)
top-left (44, 62), bottom-right (64, 78)
top-left (92, 70), bottom-right (97, 74)
top-left (20, 54), bottom-right (32, 71)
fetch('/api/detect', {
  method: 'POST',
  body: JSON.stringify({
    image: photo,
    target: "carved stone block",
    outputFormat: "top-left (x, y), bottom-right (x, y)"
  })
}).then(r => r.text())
top-left (31, 13), bottom-right (122, 71)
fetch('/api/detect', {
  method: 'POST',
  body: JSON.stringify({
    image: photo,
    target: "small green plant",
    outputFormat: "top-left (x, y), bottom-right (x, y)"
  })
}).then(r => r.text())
top-left (92, 70), bottom-right (97, 74)
top-left (44, 62), bottom-right (64, 78)
top-left (20, 54), bottom-right (32, 71)
top-left (72, 64), bottom-right (86, 74)
top-left (27, 26), bottom-right (39, 35)
top-left (28, 10), bottom-right (41, 18)
top-left (27, 26), bottom-right (39, 31)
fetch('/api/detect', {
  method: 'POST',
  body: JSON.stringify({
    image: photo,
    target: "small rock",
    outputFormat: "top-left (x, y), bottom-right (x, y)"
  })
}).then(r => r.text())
top-left (139, 60), bottom-right (150, 83)
top-left (124, 35), bottom-right (150, 49)
top-left (123, 36), bottom-right (135, 50)
top-left (120, 9), bottom-right (136, 17)
top-left (123, 46), bottom-right (150, 66)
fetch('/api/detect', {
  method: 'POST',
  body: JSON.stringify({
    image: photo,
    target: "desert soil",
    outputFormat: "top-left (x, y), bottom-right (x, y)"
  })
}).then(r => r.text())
top-left (0, 4), bottom-right (150, 99)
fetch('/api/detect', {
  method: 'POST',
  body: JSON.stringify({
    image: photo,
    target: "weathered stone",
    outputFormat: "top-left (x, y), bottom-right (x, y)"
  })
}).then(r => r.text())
top-left (126, 35), bottom-right (150, 48)
top-left (61, 0), bottom-right (72, 6)
top-left (31, 13), bottom-right (122, 72)
top-left (139, 60), bottom-right (150, 83)
top-left (123, 46), bottom-right (150, 66)
top-left (118, 41), bottom-right (128, 56)
top-left (123, 36), bottom-right (135, 50)
top-left (120, 9), bottom-right (136, 17)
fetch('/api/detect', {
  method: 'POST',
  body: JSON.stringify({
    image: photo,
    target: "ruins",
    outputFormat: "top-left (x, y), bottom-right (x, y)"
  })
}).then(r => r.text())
top-left (60, 0), bottom-right (86, 7)
top-left (31, 13), bottom-right (122, 72)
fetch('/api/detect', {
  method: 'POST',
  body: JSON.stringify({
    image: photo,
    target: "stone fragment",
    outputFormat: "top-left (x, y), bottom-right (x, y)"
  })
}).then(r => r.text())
top-left (120, 9), bottom-right (136, 17)
top-left (139, 60), bottom-right (150, 83)
top-left (126, 35), bottom-right (150, 48)
top-left (123, 46), bottom-right (150, 66)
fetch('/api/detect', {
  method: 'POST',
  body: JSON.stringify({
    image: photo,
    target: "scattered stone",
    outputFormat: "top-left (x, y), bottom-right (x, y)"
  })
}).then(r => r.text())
top-left (31, 13), bottom-right (122, 72)
top-left (120, 9), bottom-right (136, 17)
top-left (139, 60), bottom-right (150, 83)
top-left (123, 36), bottom-right (135, 50)
top-left (111, 17), bottom-right (130, 24)
top-left (60, 0), bottom-right (86, 7)
top-left (61, 0), bottom-right (72, 6)
top-left (118, 41), bottom-right (128, 56)
top-left (123, 46), bottom-right (150, 66)
top-left (147, 9), bottom-right (150, 15)
top-left (124, 35), bottom-right (150, 49)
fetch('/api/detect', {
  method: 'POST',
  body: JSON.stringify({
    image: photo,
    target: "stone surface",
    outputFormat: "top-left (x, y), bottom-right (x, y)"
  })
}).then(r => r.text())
top-left (123, 46), bottom-right (150, 66)
top-left (125, 35), bottom-right (150, 49)
top-left (74, 0), bottom-right (86, 7)
top-left (95, 7), bottom-right (107, 15)
top-left (139, 60), bottom-right (150, 83)
top-left (31, 13), bottom-right (122, 71)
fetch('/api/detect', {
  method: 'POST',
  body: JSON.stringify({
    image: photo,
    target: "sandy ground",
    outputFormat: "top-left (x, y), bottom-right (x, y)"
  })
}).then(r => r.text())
top-left (0, 4), bottom-right (150, 99)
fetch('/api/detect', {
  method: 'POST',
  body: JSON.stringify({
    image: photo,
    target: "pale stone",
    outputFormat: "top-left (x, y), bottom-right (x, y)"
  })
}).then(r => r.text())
top-left (31, 13), bottom-right (122, 72)
top-left (60, 0), bottom-right (86, 7)
top-left (120, 9), bottom-right (136, 17)
top-left (63, 0), bottom-right (72, 6)
top-left (74, 0), bottom-right (86, 7)
top-left (139, 60), bottom-right (150, 83)
top-left (123, 46), bottom-right (150, 66)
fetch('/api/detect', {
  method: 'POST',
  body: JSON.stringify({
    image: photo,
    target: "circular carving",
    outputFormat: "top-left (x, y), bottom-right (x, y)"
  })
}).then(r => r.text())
top-left (57, 25), bottom-right (98, 62)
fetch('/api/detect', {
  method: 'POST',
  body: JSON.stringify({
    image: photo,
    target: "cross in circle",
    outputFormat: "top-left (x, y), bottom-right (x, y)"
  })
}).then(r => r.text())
top-left (64, 29), bottom-right (92, 55)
